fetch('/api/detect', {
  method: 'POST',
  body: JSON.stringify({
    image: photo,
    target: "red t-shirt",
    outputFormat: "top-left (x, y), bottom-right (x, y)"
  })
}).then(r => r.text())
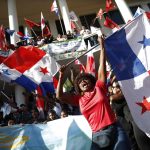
top-left (72, 80), bottom-right (116, 132)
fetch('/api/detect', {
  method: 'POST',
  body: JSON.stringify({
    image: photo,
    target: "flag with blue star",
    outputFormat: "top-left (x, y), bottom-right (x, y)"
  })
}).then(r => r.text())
top-left (105, 13), bottom-right (150, 134)
top-left (138, 35), bottom-right (150, 48)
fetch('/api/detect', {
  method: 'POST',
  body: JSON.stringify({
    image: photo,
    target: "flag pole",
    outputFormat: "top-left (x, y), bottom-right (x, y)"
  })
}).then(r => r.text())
top-left (58, 13), bottom-right (65, 35)
top-left (31, 28), bottom-right (38, 37)
top-left (66, 43), bottom-right (100, 67)
top-left (74, 21), bottom-right (81, 30)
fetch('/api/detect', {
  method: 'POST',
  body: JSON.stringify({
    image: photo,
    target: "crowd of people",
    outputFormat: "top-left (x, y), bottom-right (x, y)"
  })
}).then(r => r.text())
top-left (7, 26), bottom-right (91, 51)
top-left (1, 26), bottom-right (150, 149)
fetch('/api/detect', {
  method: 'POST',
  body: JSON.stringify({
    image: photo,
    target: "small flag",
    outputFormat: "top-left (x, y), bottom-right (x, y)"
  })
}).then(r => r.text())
top-left (41, 12), bottom-right (46, 36)
top-left (24, 18), bottom-right (40, 28)
top-left (51, 0), bottom-right (59, 15)
top-left (97, 8), bottom-right (104, 20)
top-left (69, 11), bottom-right (78, 21)
top-left (104, 17), bottom-right (120, 29)
top-left (0, 25), bottom-right (8, 51)
top-left (43, 25), bottom-right (51, 37)
top-left (85, 41), bottom-right (95, 77)
top-left (105, 0), bottom-right (115, 12)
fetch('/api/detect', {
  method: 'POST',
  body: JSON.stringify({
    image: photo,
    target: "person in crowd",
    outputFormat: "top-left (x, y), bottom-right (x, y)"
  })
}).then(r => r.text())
top-left (29, 108), bottom-right (42, 124)
top-left (47, 110), bottom-right (58, 122)
top-left (0, 111), bottom-right (6, 126)
top-left (56, 34), bottom-right (63, 42)
top-left (7, 119), bottom-right (15, 126)
top-left (66, 30), bottom-right (74, 40)
top-left (80, 26), bottom-right (91, 36)
top-left (110, 80), bottom-right (150, 150)
top-left (56, 35), bottom-right (131, 150)
top-left (60, 109), bottom-right (68, 118)
top-left (109, 80), bottom-right (139, 150)
top-left (19, 104), bottom-right (32, 124)
top-left (72, 28), bottom-right (81, 38)
top-left (36, 36), bottom-right (44, 47)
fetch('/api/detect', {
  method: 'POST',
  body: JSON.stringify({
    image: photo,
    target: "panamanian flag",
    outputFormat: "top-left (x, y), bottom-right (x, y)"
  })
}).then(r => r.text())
top-left (105, 13), bottom-right (150, 134)
top-left (0, 46), bottom-right (60, 95)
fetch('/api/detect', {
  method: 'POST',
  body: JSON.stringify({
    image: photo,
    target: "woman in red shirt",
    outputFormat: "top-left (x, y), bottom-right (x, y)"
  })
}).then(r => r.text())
top-left (56, 36), bottom-right (131, 150)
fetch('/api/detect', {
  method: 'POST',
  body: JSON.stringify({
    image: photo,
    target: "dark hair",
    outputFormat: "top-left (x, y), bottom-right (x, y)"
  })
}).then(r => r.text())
top-left (74, 73), bottom-right (96, 95)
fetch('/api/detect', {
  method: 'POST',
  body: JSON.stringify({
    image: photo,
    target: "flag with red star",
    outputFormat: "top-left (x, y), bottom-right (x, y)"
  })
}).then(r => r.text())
top-left (0, 46), bottom-right (60, 95)
top-left (105, 13), bottom-right (150, 134)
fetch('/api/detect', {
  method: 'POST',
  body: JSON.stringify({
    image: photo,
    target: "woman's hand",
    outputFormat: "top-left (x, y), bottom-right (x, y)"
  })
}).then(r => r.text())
top-left (59, 65), bottom-right (67, 78)
top-left (98, 35), bottom-right (105, 49)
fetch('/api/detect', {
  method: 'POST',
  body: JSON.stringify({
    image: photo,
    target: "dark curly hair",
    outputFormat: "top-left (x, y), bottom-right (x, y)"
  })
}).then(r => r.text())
top-left (74, 73), bottom-right (96, 95)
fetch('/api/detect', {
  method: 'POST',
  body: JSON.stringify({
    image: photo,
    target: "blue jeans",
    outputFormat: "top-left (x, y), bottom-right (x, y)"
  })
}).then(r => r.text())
top-left (91, 122), bottom-right (131, 150)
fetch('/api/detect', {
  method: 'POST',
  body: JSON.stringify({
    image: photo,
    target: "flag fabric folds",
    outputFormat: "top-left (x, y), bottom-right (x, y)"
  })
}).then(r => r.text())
top-left (43, 25), bottom-right (51, 37)
top-left (0, 25), bottom-right (8, 51)
top-left (0, 46), bottom-right (60, 94)
top-left (104, 17), bottom-right (120, 29)
top-left (74, 59), bottom-right (86, 73)
top-left (24, 18), bottom-right (40, 28)
top-left (6, 29), bottom-right (15, 36)
top-left (105, 13), bottom-right (150, 134)
top-left (86, 41), bottom-right (95, 77)
top-left (105, 0), bottom-right (115, 12)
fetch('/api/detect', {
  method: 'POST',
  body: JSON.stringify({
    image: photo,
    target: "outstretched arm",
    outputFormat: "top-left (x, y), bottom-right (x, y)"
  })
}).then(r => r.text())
top-left (98, 36), bottom-right (106, 83)
top-left (56, 65), bottom-right (79, 106)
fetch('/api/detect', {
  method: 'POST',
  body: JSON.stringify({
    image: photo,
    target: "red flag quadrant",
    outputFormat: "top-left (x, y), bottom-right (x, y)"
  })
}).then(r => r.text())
top-left (74, 59), bottom-right (86, 73)
top-left (104, 17), bottom-right (120, 29)
top-left (0, 25), bottom-right (8, 51)
top-left (85, 41), bottom-right (95, 77)
top-left (24, 18), bottom-right (40, 28)
top-left (105, 0), bottom-right (115, 12)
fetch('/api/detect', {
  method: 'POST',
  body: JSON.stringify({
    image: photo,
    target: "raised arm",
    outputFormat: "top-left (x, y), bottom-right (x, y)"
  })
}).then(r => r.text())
top-left (98, 36), bottom-right (107, 83)
top-left (56, 65), bottom-right (79, 106)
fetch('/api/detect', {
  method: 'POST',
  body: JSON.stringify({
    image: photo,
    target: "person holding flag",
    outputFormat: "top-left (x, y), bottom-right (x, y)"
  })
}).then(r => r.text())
top-left (56, 36), bottom-right (131, 150)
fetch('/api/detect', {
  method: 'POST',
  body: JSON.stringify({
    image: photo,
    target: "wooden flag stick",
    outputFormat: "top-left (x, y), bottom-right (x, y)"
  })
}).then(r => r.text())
top-left (66, 43), bottom-right (100, 67)
top-left (31, 28), bottom-right (38, 37)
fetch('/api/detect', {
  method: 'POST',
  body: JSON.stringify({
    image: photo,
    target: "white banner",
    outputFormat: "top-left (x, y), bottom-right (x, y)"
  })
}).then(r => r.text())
top-left (0, 115), bottom-right (92, 150)
top-left (41, 38), bottom-right (87, 54)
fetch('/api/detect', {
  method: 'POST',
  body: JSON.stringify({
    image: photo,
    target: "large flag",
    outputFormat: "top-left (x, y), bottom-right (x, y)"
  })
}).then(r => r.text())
top-left (24, 18), bottom-right (40, 28)
top-left (105, 13), bottom-right (150, 134)
top-left (0, 25), bottom-right (8, 51)
top-left (0, 46), bottom-right (60, 94)
top-left (86, 41), bottom-right (95, 77)
top-left (51, 0), bottom-right (59, 15)
top-left (41, 12), bottom-right (46, 36)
